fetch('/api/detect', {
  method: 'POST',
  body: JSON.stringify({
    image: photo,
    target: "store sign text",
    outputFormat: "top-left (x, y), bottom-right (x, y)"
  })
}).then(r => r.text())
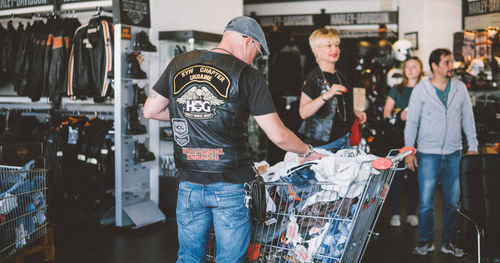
top-left (467, 0), bottom-right (500, 16)
top-left (330, 12), bottom-right (394, 25)
top-left (260, 15), bottom-right (314, 27)
top-left (0, 0), bottom-right (50, 9)
top-left (258, 11), bottom-right (396, 28)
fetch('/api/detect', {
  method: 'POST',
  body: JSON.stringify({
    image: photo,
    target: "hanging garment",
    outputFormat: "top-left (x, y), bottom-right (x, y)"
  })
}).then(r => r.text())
top-left (475, 29), bottom-right (491, 59)
top-left (463, 31), bottom-right (476, 63)
top-left (1, 21), bottom-right (18, 84)
top-left (0, 23), bottom-right (6, 85)
top-left (67, 16), bottom-right (113, 102)
top-left (29, 20), bottom-right (49, 102)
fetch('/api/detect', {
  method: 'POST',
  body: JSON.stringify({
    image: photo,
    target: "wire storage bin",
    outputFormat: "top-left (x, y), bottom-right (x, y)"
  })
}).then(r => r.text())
top-left (0, 164), bottom-right (48, 262)
top-left (206, 148), bottom-right (414, 263)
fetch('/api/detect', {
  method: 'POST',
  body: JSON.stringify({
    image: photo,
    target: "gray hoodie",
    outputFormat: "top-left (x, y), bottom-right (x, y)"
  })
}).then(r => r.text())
top-left (404, 77), bottom-right (478, 154)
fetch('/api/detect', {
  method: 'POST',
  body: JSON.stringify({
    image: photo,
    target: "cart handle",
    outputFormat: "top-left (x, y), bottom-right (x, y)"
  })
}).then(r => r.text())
top-left (372, 147), bottom-right (417, 170)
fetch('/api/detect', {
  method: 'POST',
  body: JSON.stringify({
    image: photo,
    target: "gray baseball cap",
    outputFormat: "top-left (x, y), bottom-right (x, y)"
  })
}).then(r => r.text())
top-left (224, 16), bottom-right (269, 56)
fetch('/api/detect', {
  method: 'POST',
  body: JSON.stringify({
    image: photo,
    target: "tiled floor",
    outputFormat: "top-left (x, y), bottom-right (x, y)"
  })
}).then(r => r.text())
top-left (46, 186), bottom-right (473, 263)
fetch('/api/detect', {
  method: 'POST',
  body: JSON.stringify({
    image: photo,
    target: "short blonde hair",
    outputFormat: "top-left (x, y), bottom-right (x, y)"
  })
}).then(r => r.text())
top-left (309, 28), bottom-right (340, 54)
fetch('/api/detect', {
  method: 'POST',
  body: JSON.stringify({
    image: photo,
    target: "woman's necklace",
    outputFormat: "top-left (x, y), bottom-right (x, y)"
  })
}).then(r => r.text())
top-left (212, 47), bottom-right (233, 56)
top-left (320, 69), bottom-right (347, 122)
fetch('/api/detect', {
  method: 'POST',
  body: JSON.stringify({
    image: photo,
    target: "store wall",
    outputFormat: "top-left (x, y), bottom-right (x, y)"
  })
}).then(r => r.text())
top-left (245, 0), bottom-right (462, 72)
top-left (244, 0), bottom-right (397, 15)
top-left (150, 0), bottom-right (243, 76)
top-left (399, 0), bottom-right (462, 72)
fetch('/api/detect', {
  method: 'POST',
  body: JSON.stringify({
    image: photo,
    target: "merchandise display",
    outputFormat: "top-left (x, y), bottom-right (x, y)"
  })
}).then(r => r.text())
top-left (132, 84), bottom-right (148, 106)
top-left (0, 1), bottom-right (498, 262)
top-left (133, 141), bottom-right (156, 163)
top-left (134, 31), bottom-right (157, 52)
top-left (125, 52), bottom-right (147, 79)
top-left (0, 17), bottom-right (81, 105)
top-left (454, 27), bottom-right (500, 91)
top-left (125, 105), bottom-right (147, 135)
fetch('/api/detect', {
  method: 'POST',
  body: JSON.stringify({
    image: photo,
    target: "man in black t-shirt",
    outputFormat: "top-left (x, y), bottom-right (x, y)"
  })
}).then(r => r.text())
top-left (143, 16), bottom-right (323, 262)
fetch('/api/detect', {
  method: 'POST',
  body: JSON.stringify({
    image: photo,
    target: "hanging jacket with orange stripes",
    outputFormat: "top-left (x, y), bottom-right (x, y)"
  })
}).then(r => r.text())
top-left (67, 16), bottom-right (114, 102)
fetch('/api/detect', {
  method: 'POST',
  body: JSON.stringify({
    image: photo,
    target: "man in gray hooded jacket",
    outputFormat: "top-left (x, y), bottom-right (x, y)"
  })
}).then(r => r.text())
top-left (404, 48), bottom-right (478, 257)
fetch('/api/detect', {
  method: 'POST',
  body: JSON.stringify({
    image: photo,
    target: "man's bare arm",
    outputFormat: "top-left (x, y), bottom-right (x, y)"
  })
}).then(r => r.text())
top-left (254, 112), bottom-right (310, 154)
top-left (143, 90), bottom-right (170, 121)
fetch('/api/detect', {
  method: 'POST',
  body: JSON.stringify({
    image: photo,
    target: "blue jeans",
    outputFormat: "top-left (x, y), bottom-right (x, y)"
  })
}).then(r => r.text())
top-left (417, 150), bottom-right (461, 244)
top-left (316, 133), bottom-right (350, 152)
top-left (176, 181), bottom-right (251, 263)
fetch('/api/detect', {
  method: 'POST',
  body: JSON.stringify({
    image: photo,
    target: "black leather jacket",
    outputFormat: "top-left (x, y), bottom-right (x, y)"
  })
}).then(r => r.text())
top-left (67, 16), bottom-right (113, 102)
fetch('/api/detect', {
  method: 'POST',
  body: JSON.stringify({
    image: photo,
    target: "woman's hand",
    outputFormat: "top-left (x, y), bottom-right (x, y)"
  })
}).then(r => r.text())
top-left (354, 110), bottom-right (367, 124)
top-left (322, 84), bottom-right (347, 101)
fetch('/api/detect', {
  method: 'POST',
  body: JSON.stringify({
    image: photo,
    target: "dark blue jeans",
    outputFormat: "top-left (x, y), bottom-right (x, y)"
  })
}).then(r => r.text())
top-left (389, 169), bottom-right (419, 216)
top-left (416, 151), bottom-right (461, 244)
top-left (176, 181), bottom-right (251, 263)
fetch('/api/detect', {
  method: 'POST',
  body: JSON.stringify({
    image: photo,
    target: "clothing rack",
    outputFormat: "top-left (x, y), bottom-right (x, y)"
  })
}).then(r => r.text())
top-left (0, 0), bottom-right (112, 20)
top-left (0, 5), bottom-right (55, 19)
top-left (0, 108), bottom-right (115, 120)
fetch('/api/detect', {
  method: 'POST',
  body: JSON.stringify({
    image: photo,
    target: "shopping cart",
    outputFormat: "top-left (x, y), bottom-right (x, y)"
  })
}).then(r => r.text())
top-left (206, 147), bottom-right (415, 262)
top-left (0, 164), bottom-right (48, 262)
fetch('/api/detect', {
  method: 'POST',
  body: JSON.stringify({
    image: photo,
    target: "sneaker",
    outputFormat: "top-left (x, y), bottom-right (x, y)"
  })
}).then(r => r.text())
top-left (413, 242), bottom-right (435, 256)
top-left (390, 214), bottom-right (401, 227)
top-left (441, 243), bottom-right (464, 258)
top-left (406, 215), bottom-right (418, 227)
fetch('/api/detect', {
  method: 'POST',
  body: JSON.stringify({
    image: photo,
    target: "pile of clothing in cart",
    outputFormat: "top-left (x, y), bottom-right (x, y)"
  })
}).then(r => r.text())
top-left (0, 160), bottom-right (47, 259)
top-left (251, 148), bottom-right (379, 262)
top-left (0, 13), bottom-right (114, 106)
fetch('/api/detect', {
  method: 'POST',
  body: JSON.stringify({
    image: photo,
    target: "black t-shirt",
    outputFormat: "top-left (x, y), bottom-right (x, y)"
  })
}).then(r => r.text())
top-left (152, 51), bottom-right (276, 184)
top-left (301, 68), bottom-right (354, 142)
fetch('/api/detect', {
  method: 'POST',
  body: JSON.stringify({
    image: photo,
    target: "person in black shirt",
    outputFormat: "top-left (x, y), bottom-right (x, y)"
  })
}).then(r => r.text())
top-left (298, 28), bottom-right (366, 151)
top-left (143, 16), bottom-right (324, 262)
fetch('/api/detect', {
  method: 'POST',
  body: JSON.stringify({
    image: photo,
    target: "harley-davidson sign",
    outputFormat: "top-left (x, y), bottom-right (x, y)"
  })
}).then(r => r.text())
top-left (112, 0), bottom-right (151, 28)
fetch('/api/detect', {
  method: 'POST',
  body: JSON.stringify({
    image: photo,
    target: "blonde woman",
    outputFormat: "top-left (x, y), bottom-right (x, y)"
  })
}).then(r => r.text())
top-left (298, 28), bottom-right (366, 152)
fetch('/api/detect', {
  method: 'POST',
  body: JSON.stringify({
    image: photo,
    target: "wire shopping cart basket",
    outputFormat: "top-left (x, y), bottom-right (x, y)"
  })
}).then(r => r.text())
top-left (206, 147), bottom-right (415, 263)
top-left (0, 164), bottom-right (48, 262)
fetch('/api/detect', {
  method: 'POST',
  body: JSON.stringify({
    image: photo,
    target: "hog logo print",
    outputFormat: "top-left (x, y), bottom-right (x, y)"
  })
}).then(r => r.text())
top-left (173, 64), bottom-right (231, 120)
top-left (172, 118), bottom-right (190, 146)
top-left (176, 86), bottom-right (224, 119)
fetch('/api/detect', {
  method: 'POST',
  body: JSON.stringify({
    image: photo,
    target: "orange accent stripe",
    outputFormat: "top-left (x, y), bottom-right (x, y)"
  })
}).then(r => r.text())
top-left (47, 34), bottom-right (54, 45)
top-left (53, 37), bottom-right (63, 49)
top-left (69, 116), bottom-right (78, 123)
top-left (288, 185), bottom-right (301, 201)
